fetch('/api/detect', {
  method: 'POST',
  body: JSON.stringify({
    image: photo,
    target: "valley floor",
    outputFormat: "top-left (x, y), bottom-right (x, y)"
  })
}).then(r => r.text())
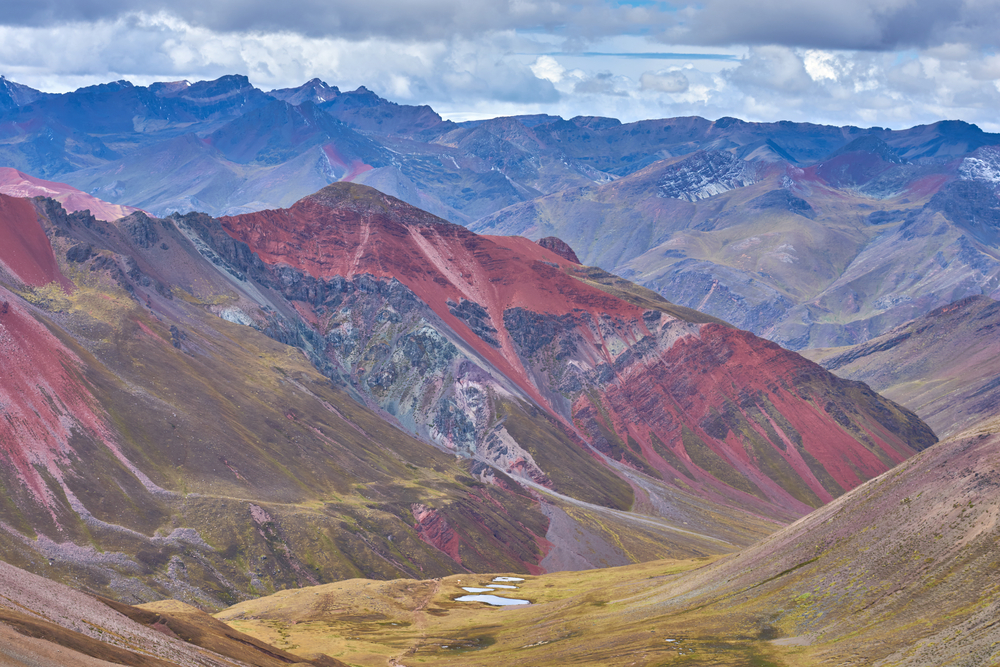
top-left (211, 415), bottom-right (1000, 667)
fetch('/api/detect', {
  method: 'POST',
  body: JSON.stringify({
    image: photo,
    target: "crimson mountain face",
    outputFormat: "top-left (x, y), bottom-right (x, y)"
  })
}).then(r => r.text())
top-left (0, 180), bottom-right (934, 604)
top-left (196, 183), bottom-right (934, 519)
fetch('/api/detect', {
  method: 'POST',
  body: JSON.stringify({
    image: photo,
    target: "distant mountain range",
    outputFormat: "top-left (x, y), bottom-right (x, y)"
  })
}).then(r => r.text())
top-left (2, 74), bottom-right (999, 351)
top-left (473, 137), bottom-right (1000, 350)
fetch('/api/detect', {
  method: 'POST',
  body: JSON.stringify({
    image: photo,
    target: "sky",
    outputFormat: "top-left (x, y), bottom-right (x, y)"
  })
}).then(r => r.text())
top-left (1, 0), bottom-right (999, 130)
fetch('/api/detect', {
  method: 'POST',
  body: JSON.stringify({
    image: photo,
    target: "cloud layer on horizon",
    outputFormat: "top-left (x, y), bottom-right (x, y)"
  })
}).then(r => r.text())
top-left (0, 1), bottom-right (998, 130)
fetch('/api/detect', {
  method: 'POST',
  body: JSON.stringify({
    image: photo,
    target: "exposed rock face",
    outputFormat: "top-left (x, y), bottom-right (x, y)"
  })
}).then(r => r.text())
top-left (959, 145), bottom-right (1000, 190)
top-left (657, 151), bottom-right (762, 201)
top-left (536, 236), bottom-right (581, 264)
top-left (412, 504), bottom-right (462, 564)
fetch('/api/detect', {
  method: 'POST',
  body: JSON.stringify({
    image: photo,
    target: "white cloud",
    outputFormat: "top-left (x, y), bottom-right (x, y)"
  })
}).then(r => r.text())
top-left (803, 50), bottom-right (840, 82)
top-left (727, 46), bottom-right (814, 94)
top-left (574, 71), bottom-right (628, 97)
top-left (640, 70), bottom-right (689, 93)
top-left (531, 55), bottom-right (565, 83)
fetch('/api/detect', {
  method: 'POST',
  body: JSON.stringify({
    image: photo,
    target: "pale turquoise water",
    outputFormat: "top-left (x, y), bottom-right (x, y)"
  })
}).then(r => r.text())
top-left (455, 594), bottom-right (529, 606)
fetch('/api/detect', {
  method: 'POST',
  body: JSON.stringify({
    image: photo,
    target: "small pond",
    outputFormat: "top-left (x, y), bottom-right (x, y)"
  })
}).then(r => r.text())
top-left (454, 576), bottom-right (531, 606)
top-left (455, 594), bottom-right (529, 606)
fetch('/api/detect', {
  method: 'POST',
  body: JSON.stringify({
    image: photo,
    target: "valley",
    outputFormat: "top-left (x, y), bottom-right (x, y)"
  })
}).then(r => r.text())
top-left (0, 179), bottom-right (925, 604)
top-left (0, 73), bottom-right (997, 666)
top-left (215, 410), bottom-right (1000, 667)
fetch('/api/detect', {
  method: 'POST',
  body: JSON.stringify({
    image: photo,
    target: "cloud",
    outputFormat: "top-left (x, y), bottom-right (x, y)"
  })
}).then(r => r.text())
top-left (531, 55), bottom-right (566, 83)
top-left (0, 0), bottom-right (666, 42)
top-left (669, 0), bottom-right (999, 51)
top-left (710, 46), bottom-right (1000, 130)
top-left (640, 70), bottom-right (689, 93)
top-left (574, 72), bottom-right (628, 96)
top-left (727, 46), bottom-right (816, 95)
top-left (8, 0), bottom-right (995, 53)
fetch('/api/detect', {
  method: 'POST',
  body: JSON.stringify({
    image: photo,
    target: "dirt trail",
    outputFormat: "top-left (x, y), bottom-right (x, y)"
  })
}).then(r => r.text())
top-left (391, 578), bottom-right (442, 666)
top-left (516, 476), bottom-right (734, 545)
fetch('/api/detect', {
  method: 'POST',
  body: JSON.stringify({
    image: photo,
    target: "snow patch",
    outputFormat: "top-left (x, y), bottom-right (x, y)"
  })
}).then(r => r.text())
top-left (219, 306), bottom-right (254, 326)
top-left (960, 148), bottom-right (1000, 186)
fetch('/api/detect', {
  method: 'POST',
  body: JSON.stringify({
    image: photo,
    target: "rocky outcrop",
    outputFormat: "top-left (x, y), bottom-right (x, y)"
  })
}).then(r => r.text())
top-left (536, 236), bottom-right (581, 264)
top-left (657, 151), bottom-right (762, 201)
top-left (412, 504), bottom-right (462, 564)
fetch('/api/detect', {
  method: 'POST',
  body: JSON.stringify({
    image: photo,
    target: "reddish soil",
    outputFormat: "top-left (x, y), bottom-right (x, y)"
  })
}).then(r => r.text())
top-left (0, 193), bottom-right (73, 291)
top-left (585, 324), bottom-right (920, 513)
top-left (536, 236), bottom-right (581, 264)
top-left (220, 184), bottom-right (932, 517)
top-left (412, 504), bottom-right (462, 564)
top-left (322, 144), bottom-right (374, 181)
top-left (0, 287), bottom-right (111, 510)
top-left (905, 173), bottom-right (952, 199)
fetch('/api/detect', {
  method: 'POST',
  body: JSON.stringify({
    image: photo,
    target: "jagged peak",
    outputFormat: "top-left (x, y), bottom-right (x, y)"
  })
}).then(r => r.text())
top-left (74, 79), bottom-right (134, 94)
top-left (0, 76), bottom-right (44, 106)
top-left (268, 78), bottom-right (341, 104)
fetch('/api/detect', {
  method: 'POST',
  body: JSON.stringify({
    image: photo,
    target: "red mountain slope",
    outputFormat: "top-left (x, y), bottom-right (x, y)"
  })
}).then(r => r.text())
top-left (217, 183), bottom-right (934, 519)
top-left (0, 286), bottom-right (106, 509)
top-left (0, 193), bottom-right (73, 289)
top-left (220, 187), bottom-right (640, 411)
top-left (0, 193), bottom-right (594, 602)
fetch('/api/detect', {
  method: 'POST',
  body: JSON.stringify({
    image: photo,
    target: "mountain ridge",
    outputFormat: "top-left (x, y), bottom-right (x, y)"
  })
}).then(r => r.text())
top-left (0, 182), bottom-right (935, 608)
top-left (3, 74), bottom-right (998, 351)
